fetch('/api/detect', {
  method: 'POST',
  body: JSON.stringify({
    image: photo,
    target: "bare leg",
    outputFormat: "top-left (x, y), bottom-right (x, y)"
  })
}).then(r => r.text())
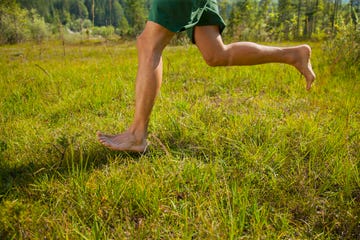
top-left (194, 26), bottom-right (315, 90)
top-left (97, 21), bottom-right (174, 152)
top-left (97, 24), bottom-right (316, 152)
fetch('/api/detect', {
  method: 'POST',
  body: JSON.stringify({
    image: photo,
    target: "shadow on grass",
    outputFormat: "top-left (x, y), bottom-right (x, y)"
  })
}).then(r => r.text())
top-left (0, 143), bottom-right (144, 202)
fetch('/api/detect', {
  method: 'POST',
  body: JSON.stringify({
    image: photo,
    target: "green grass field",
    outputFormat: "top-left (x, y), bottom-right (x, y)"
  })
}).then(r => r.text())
top-left (0, 40), bottom-right (359, 239)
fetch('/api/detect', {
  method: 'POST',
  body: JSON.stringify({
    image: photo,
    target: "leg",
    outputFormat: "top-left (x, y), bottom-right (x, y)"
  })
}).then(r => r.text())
top-left (97, 21), bottom-right (174, 152)
top-left (194, 26), bottom-right (315, 90)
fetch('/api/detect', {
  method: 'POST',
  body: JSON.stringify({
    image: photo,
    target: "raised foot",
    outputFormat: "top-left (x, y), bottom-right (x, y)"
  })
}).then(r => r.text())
top-left (294, 44), bottom-right (316, 91)
top-left (97, 131), bottom-right (148, 153)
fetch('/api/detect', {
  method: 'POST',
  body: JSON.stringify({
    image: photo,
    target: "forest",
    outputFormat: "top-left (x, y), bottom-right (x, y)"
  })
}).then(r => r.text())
top-left (0, 0), bottom-right (359, 44)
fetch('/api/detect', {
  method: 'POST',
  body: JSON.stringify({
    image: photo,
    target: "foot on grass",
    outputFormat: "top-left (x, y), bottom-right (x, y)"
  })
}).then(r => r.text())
top-left (97, 131), bottom-right (148, 153)
top-left (293, 44), bottom-right (316, 91)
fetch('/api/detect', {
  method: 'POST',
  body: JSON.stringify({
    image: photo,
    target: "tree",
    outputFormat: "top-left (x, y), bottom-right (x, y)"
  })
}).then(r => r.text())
top-left (5, 0), bottom-right (357, 43)
top-left (228, 0), bottom-right (257, 40)
top-left (256, 0), bottom-right (273, 41)
top-left (112, 0), bottom-right (129, 34)
top-left (278, 0), bottom-right (295, 40)
top-left (350, 0), bottom-right (360, 26)
top-left (296, 0), bottom-right (304, 38)
top-left (69, 0), bottom-right (88, 19)
top-left (0, 2), bottom-right (29, 44)
top-left (331, 0), bottom-right (342, 32)
top-left (123, 0), bottom-right (147, 35)
top-left (28, 9), bottom-right (49, 43)
top-left (17, 0), bottom-right (53, 21)
top-left (303, 0), bottom-right (320, 38)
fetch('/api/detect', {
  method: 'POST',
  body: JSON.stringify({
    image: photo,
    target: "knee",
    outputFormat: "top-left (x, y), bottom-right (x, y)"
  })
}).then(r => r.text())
top-left (136, 31), bottom-right (167, 59)
top-left (202, 51), bottom-right (229, 67)
top-left (136, 33), bottom-right (158, 63)
top-left (136, 33), bottom-right (148, 52)
top-left (203, 55), bottom-right (223, 67)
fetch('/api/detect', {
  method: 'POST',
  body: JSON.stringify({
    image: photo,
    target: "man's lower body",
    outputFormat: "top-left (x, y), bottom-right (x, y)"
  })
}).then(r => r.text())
top-left (97, 1), bottom-right (315, 152)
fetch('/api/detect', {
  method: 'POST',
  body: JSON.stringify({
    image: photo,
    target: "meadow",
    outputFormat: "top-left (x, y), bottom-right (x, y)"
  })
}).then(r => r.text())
top-left (0, 39), bottom-right (359, 239)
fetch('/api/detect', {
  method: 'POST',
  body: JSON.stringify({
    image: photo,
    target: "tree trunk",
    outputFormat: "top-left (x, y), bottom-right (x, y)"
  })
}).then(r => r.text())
top-left (109, 0), bottom-right (112, 26)
top-left (92, 0), bottom-right (95, 26)
top-left (297, 0), bottom-right (302, 39)
top-left (332, 0), bottom-right (342, 33)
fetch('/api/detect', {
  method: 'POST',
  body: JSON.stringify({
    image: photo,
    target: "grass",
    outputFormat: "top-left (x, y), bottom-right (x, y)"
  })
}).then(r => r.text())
top-left (0, 40), bottom-right (359, 239)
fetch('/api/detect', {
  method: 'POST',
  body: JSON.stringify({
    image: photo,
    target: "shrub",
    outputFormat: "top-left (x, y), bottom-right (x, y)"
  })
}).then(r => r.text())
top-left (82, 19), bottom-right (92, 29)
top-left (0, 5), bottom-right (29, 44)
top-left (324, 18), bottom-right (360, 71)
top-left (28, 9), bottom-right (50, 43)
top-left (67, 19), bottom-right (83, 32)
top-left (92, 26), bottom-right (115, 38)
top-left (0, 5), bottom-right (49, 44)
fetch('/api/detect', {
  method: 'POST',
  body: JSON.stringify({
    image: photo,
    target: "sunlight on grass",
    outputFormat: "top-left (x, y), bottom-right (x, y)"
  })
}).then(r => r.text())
top-left (0, 41), bottom-right (359, 239)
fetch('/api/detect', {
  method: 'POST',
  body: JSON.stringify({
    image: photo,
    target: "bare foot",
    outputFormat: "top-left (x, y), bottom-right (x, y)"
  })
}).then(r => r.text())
top-left (293, 44), bottom-right (316, 91)
top-left (97, 131), bottom-right (148, 153)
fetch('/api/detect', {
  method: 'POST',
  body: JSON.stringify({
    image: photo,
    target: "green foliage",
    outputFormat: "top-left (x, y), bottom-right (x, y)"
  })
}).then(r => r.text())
top-left (82, 19), bottom-right (93, 29)
top-left (0, 3), bottom-right (49, 44)
top-left (92, 26), bottom-right (115, 38)
top-left (67, 18), bottom-right (92, 32)
top-left (121, 0), bottom-right (147, 36)
top-left (0, 4), bottom-right (29, 44)
top-left (4, 0), bottom-right (355, 43)
top-left (324, 19), bottom-right (360, 71)
top-left (0, 0), bottom-right (356, 43)
top-left (70, 0), bottom-right (89, 19)
top-left (28, 9), bottom-right (50, 43)
top-left (0, 41), bottom-right (359, 238)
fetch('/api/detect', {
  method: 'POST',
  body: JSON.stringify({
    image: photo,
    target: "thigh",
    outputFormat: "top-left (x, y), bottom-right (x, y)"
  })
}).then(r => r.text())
top-left (139, 21), bottom-right (175, 50)
top-left (194, 25), bottom-right (226, 59)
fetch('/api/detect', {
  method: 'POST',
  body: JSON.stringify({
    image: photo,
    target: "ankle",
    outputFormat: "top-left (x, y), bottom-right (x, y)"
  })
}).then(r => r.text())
top-left (280, 48), bottom-right (297, 66)
top-left (128, 125), bottom-right (147, 142)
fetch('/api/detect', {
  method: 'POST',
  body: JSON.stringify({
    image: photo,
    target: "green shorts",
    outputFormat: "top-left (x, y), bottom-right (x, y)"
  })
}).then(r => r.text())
top-left (148, 0), bottom-right (226, 43)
